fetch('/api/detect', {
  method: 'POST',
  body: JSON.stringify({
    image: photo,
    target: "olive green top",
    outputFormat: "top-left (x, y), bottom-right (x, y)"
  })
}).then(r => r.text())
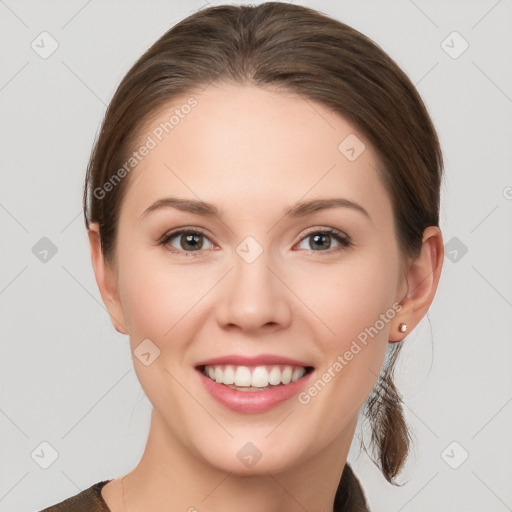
top-left (37, 481), bottom-right (112, 512)
top-left (37, 463), bottom-right (370, 511)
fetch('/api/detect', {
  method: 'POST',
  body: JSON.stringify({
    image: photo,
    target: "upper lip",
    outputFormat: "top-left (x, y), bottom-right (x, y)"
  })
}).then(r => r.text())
top-left (195, 354), bottom-right (314, 368)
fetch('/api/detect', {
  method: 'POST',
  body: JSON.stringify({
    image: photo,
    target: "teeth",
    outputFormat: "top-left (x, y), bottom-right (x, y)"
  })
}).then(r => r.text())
top-left (268, 366), bottom-right (282, 386)
top-left (291, 367), bottom-right (305, 382)
top-left (281, 366), bottom-right (293, 385)
top-left (223, 365), bottom-right (236, 385)
top-left (251, 366), bottom-right (269, 387)
top-left (234, 366), bottom-right (252, 386)
top-left (202, 364), bottom-right (308, 387)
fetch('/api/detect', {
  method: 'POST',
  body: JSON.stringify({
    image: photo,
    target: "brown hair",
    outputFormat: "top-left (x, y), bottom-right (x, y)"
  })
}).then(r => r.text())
top-left (83, 2), bottom-right (443, 485)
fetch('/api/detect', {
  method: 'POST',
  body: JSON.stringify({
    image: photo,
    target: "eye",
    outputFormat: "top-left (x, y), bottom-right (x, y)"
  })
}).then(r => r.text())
top-left (159, 226), bottom-right (352, 257)
top-left (296, 228), bottom-right (352, 253)
top-left (159, 228), bottom-right (215, 256)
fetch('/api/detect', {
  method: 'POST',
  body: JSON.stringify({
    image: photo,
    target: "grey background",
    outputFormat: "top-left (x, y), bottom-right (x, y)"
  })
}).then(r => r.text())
top-left (1, 0), bottom-right (511, 511)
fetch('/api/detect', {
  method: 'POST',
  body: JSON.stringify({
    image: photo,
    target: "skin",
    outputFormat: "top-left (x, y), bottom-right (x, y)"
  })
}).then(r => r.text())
top-left (88, 83), bottom-right (444, 512)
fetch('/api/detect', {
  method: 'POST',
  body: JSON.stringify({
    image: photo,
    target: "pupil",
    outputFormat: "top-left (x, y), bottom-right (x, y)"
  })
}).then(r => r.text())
top-left (312, 233), bottom-right (329, 250)
top-left (183, 233), bottom-right (201, 250)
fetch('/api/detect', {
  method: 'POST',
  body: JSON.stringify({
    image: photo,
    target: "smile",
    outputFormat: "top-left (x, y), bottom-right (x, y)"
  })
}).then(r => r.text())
top-left (199, 364), bottom-right (313, 390)
top-left (194, 355), bottom-right (315, 413)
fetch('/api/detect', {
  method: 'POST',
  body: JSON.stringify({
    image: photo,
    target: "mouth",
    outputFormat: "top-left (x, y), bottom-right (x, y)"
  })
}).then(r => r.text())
top-left (193, 354), bottom-right (316, 413)
top-left (196, 364), bottom-right (315, 392)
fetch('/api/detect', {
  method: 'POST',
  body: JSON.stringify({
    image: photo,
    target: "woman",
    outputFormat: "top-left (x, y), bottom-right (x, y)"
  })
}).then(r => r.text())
top-left (39, 2), bottom-right (444, 510)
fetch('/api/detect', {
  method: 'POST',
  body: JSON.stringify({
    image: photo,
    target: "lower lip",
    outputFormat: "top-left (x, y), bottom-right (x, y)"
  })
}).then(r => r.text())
top-left (196, 368), bottom-right (314, 414)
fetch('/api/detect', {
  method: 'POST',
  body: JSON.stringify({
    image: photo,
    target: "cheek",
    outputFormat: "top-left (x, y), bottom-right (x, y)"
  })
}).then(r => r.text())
top-left (295, 263), bottom-right (394, 438)
top-left (116, 246), bottom-right (217, 352)
top-left (296, 253), bottom-right (397, 401)
top-left (115, 242), bottom-right (179, 338)
top-left (292, 254), bottom-right (398, 344)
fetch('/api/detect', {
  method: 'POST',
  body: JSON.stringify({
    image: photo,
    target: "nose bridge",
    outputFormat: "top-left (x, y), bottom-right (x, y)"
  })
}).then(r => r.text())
top-left (215, 235), bottom-right (291, 331)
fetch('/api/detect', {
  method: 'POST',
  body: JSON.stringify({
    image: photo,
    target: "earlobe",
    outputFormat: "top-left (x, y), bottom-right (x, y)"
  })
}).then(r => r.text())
top-left (389, 226), bottom-right (444, 342)
top-left (87, 223), bottom-right (129, 335)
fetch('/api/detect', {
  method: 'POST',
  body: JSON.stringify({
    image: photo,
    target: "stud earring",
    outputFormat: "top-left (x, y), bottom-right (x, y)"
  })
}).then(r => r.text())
top-left (398, 322), bottom-right (407, 333)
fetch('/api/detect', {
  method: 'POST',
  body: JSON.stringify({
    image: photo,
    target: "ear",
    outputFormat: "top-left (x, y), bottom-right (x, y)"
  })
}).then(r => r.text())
top-left (88, 222), bottom-right (129, 335)
top-left (389, 226), bottom-right (444, 342)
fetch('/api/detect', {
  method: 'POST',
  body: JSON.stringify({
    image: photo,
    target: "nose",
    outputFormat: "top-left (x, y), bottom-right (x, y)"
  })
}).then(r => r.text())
top-left (214, 250), bottom-right (292, 334)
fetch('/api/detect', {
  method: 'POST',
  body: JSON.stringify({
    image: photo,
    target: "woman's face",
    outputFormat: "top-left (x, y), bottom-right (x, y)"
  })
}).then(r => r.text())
top-left (107, 83), bottom-right (409, 474)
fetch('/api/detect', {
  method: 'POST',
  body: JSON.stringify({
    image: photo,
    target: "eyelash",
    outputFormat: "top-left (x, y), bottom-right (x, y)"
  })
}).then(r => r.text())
top-left (158, 227), bottom-right (353, 257)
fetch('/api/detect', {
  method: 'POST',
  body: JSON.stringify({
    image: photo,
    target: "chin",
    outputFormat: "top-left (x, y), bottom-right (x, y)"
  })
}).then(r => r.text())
top-left (194, 436), bottom-right (303, 476)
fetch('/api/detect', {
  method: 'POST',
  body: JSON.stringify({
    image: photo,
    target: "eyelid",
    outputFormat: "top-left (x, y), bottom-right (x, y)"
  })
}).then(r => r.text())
top-left (298, 225), bottom-right (348, 239)
top-left (159, 225), bottom-right (352, 255)
top-left (158, 226), bottom-right (211, 242)
top-left (158, 227), bottom-right (214, 244)
top-left (294, 226), bottom-right (352, 251)
top-left (158, 226), bottom-right (217, 257)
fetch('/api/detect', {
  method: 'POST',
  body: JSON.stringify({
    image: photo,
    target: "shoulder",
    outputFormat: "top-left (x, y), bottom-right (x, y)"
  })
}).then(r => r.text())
top-left (36, 480), bottom-right (112, 512)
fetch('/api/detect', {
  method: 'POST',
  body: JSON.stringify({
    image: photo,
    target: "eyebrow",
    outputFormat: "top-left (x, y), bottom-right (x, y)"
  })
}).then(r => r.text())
top-left (140, 196), bottom-right (371, 221)
top-left (140, 197), bottom-right (221, 219)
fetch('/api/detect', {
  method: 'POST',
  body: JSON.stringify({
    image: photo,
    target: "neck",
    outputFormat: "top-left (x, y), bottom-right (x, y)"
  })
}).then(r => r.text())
top-left (119, 408), bottom-right (358, 512)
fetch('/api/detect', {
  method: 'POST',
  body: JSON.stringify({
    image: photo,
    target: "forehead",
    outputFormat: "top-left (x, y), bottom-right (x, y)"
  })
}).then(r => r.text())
top-left (120, 83), bottom-right (392, 226)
